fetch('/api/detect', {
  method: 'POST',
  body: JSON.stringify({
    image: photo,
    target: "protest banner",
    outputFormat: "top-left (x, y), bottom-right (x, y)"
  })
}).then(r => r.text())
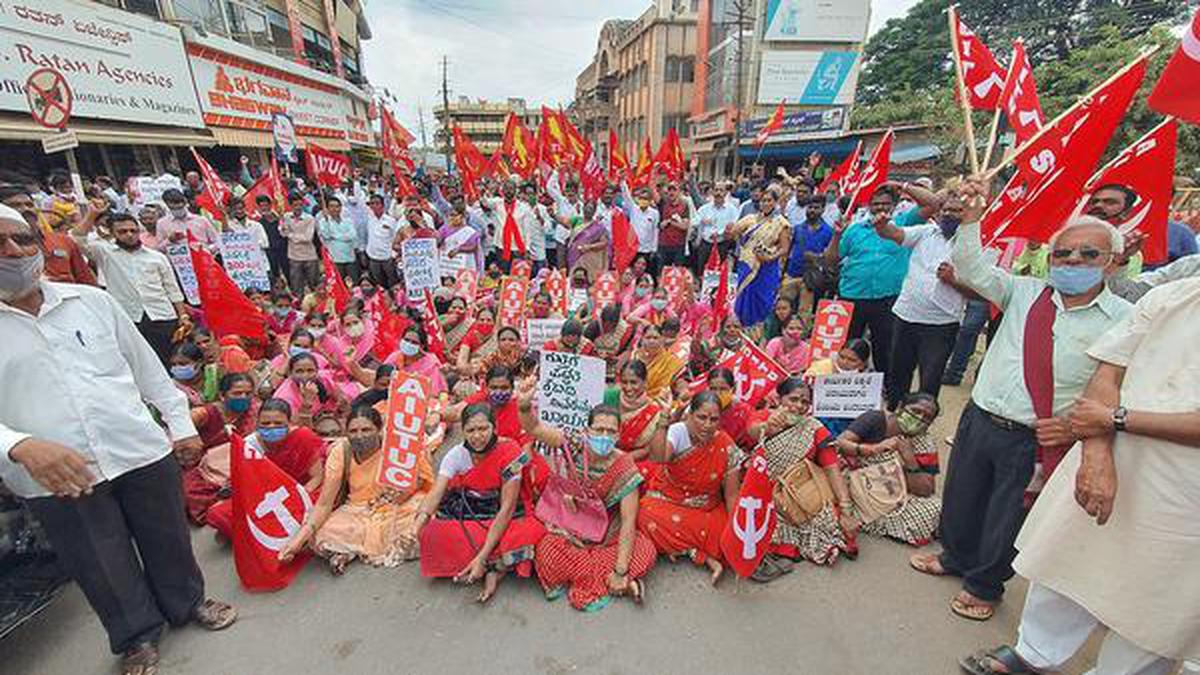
top-left (166, 243), bottom-right (200, 305)
top-left (592, 271), bottom-right (619, 314)
top-left (401, 237), bottom-right (440, 304)
top-left (809, 299), bottom-right (855, 362)
top-left (219, 231), bottom-right (271, 292)
top-left (527, 318), bottom-right (566, 351)
top-left (544, 269), bottom-right (569, 316)
top-left (131, 174), bottom-right (182, 208)
top-left (537, 350), bottom-right (606, 431)
top-left (812, 372), bottom-right (885, 419)
top-left (511, 259), bottom-right (533, 279)
top-left (376, 372), bottom-right (430, 498)
top-left (569, 288), bottom-right (590, 315)
top-left (689, 339), bottom-right (788, 407)
top-left (454, 269), bottom-right (478, 302)
top-left (438, 253), bottom-right (474, 276)
top-left (498, 275), bottom-right (529, 330)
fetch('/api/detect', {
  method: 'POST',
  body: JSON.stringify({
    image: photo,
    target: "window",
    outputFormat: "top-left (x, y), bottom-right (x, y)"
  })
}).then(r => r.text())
top-left (302, 24), bottom-right (335, 73)
top-left (666, 57), bottom-right (681, 82)
top-left (173, 0), bottom-right (227, 35)
top-left (225, 2), bottom-right (270, 50)
top-left (265, 7), bottom-right (296, 59)
top-left (340, 40), bottom-right (361, 82)
top-left (680, 57), bottom-right (694, 83)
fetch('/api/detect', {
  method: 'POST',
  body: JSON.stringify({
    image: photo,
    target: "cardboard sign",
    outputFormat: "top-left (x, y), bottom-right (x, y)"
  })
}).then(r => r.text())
top-left (812, 372), bottom-right (884, 419)
top-left (690, 340), bottom-right (788, 407)
top-left (568, 287), bottom-right (590, 314)
top-left (439, 253), bottom-right (474, 276)
top-left (809, 299), bottom-right (855, 362)
top-left (537, 350), bottom-right (606, 431)
top-left (131, 174), bottom-right (182, 208)
top-left (376, 373), bottom-right (430, 496)
top-left (166, 243), bottom-right (200, 305)
top-left (497, 275), bottom-right (529, 330)
top-left (219, 231), bottom-right (271, 292)
top-left (527, 318), bottom-right (566, 351)
top-left (401, 237), bottom-right (440, 304)
top-left (592, 271), bottom-right (619, 313)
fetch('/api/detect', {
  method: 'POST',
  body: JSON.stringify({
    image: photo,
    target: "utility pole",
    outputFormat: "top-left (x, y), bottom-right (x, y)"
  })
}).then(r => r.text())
top-left (441, 55), bottom-right (453, 173)
top-left (416, 103), bottom-right (429, 149)
top-left (727, 0), bottom-right (750, 179)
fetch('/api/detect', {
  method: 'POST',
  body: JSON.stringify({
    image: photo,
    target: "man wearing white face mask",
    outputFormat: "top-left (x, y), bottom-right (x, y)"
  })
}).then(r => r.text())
top-left (0, 205), bottom-right (236, 675)
top-left (909, 179), bottom-right (1132, 623)
top-left (154, 187), bottom-right (219, 252)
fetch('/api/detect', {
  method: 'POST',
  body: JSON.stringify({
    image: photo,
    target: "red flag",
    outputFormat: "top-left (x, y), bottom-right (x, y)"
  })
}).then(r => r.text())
top-left (983, 56), bottom-right (1148, 245)
top-left (320, 246), bottom-right (350, 314)
top-left (608, 130), bottom-right (630, 182)
top-left (422, 290), bottom-right (447, 362)
top-left (1076, 119), bottom-right (1177, 264)
top-left (304, 145), bottom-right (351, 188)
top-left (560, 112), bottom-right (590, 169)
top-left (610, 208), bottom-right (639, 274)
top-left (190, 148), bottom-right (233, 216)
top-left (380, 107), bottom-right (416, 172)
top-left (817, 141), bottom-right (862, 195)
top-left (579, 141), bottom-right (607, 203)
top-left (391, 162), bottom-right (419, 200)
top-left (653, 128), bottom-right (685, 180)
top-left (501, 114), bottom-right (538, 178)
top-left (999, 40), bottom-right (1045, 146)
top-left (711, 255), bottom-right (731, 333)
top-left (809, 299), bottom-right (856, 362)
top-left (1147, 8), bottom-right (1200, 125)
top-left (370, 294), bottom-right (411, 361)
top-left (229, 434), bottom-right (311, 591)
top-left (631, 139), bottom-right (654, 189)
top-left (501, 201), bottom-right (526, 260)
top-left (189, 242), bottom-right (266, 342)
top-left (242, 161), bottom-right (287, 215)
top-left (949, 7), bottom-right (1007, 110)
top-left (755, 101), bottom-right (786, 146)
top-left (720, 449), bottom-right (777, 578)
top-left (453, 126), bottom-right (488, 201)
top-left (846, 130), bottom-right (894, 215)
top-left (539, 107), bottom-right (570, 167)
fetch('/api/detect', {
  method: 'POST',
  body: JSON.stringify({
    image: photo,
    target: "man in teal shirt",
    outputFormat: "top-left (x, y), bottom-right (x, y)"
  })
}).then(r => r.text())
top-left (317, 196), bottom-right (360, 283)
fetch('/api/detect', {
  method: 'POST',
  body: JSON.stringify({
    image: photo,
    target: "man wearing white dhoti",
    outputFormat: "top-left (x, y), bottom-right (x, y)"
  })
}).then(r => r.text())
top-left (959, 278), bottom-right (1200, 674)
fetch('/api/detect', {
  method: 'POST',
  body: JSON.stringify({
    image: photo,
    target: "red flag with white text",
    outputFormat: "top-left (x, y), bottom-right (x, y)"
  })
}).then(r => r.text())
top-left (190, 148), bottom-right (233, 216)
top-left (755, 101), bottom-right (786, 146)
top-left (720, 449), bottom-right (777, 578)
top-left (422, 290), bottom-right (447, 362)
top-left (688, 339), bottom-right (787, 406)
top-left (1000, 40), bottom-right (1045, 146)
top-left (809, 299), bottom-right (856, 363)
top-left (950, 7), bottom-right (1007, 110)
top-left (654, 127), bottom-right (685, 180)
top-left (320, 246), bottom-right (350, 315)
top-left (229, 434), bottom-right (312, 591)
top-left (189, 242), bottom-right (267, 342)
top-left (304, 145), bottom-right (351, 188)
top-left (817, 142), bottom-right (861, 195)
top-left (845, 130), bottom-right (893, 215)
top-left (1147, 8), bottom-right (1200, 125)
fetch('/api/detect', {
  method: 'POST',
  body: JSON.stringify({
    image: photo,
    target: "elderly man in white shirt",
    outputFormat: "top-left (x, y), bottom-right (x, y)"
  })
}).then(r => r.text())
top-left (71, 210), bottom-right (187, 366)
top-left (691, 180), bottom-right (741, 273)
top-left (363, 192), bottom-right (401, 288)
top-left (0, 204), bottom-right (235, 675)
top-left (621, 181), bottom-right (660, 262)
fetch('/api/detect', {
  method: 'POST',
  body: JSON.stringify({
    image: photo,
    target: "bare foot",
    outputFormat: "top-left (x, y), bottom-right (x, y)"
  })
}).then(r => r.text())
top-left (477, 570), bottom-right (502, 604)
top-left (705, 559), bottom-right (724, 586)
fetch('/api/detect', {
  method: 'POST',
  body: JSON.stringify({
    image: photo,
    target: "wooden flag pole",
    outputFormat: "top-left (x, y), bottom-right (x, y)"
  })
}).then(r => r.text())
top-left (948, 5), bottom-right (980, 174)
top-left (980, 39), bottom-right (1020, 171)
top-left (982, 46), bottom-right (1159, 182)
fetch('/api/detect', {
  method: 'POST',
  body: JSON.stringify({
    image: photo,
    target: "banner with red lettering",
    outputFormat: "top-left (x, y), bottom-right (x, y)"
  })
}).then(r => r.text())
top-left (689, 339), bottom-right (788, 406)
top-left (422, 290), bottom-right (447, 362)
top-left (510, 259), bottom-right (532, 280)
top-left (592, 271), bottom-right (619, 315)
top-left (230, 434), bottom-right (311, 591)
top-left (661, 266), bottom-right (692, 312)
top-left (720, 449), bottom-right (777, 578)
top-left (304, 145), bottom-right (351, 188)
top-left (544, 269), bottom-right (569, 316)
top-left (809, 299), bottom-right (855, 363)
top-left (498, 276), bottom-right (530, 331)
top-left (376, 373), bottom-right (430, 499)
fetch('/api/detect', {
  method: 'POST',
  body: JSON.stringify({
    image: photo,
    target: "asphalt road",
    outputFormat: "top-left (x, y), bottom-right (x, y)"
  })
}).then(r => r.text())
top-left (3, 379), bottom-right (1108, 675)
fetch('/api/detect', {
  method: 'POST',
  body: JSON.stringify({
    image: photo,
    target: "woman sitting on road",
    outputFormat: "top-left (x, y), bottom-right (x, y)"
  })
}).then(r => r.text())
top-left (456, 305), bottom-right (498, 375)
top-left (384, 324), bottom-right (448, 397)
top-left (414, 403), bottom-right (546, 603)
top-left (279, 406), bottom-right (433, 574)
top-left (188, 373), bottom-right (259, 455)
top-left (603, 360), bottom-right (668, 462)
top-left (764, 314), bottom-right (813, 375)
top-left (517, 383), bottom-right (656, 612)
top-left (638, 392), bottom-right (742, 585)
top-left (272, 351), bottom-right (350, 427)
top-left (805, 337), bottom-right (874, 437)
top-left (623, 323), bottom-right (684, 400)
top-left (169, 341), bottom-right (219, 407)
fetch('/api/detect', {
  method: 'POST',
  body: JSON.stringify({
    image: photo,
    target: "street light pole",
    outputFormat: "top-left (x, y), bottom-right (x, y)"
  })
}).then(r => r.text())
top-left (727, 0), bottom-right (750, 180)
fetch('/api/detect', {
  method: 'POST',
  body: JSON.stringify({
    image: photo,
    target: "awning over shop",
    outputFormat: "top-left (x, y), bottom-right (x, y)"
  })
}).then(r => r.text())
top-left (0, 116), bottom-right (215, 147)
top-left (891, 143), bottom-right (942, 164)
top-left (209, 127), bottom-right (273, 148)
top-left (303, 137), bottom-right (352, 152)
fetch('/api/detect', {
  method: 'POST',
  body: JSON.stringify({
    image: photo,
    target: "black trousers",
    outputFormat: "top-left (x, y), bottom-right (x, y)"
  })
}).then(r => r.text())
top-left (334, 261), bottom-right (359, 284)
top-left (691, 240), bottom-right (733, 276)
top-left (367, 257), bottom-right (400, 289)
top-left (26, 456), bottom-right (204, 654)
top-left (845, 295), bottom-right (897, 377)
top-left (886, 317), bottom-right (959, 409)
top-left (658, 245), bottom-right (687, 270)
top-left (266, 247), bottom-right (289, 285)
top-left (136, 317), bottom-right (177, 367)
top-left (938, 402), bottom-right (1036, 602)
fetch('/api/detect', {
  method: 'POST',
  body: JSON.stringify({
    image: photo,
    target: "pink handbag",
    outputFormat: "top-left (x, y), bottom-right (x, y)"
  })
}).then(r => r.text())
top-left (535, 445), bottom-right (609, 543)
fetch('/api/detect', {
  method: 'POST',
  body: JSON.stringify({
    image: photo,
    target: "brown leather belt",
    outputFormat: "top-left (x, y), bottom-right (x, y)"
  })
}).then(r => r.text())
top-left (984, 411), bottom-right (1031, 432)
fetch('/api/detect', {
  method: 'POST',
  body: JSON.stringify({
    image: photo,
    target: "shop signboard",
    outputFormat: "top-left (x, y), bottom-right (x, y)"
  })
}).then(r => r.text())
top-left (757, 51), bottom-right (861, 106)
top-left (0, 0), bottom-right (204, 128)
top-left (740, 108), bottom-right (847, 142)
top-left (763, 0), bottom-right (870, 43)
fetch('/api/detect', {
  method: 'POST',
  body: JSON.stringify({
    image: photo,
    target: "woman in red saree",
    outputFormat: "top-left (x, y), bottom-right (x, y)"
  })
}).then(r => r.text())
top-left (603, 360), bottom-right (667, 462)
top-left (638, 392), bottom-right (742, 585)
top-left (706, 367), bottom-right (769, 452)
top-left (455, 305), bottom-right (498, 376)
top-left (445, 365), bottom-right (529, 446)
top-left (414, 403), bottom-right (546, 603)
top-left (517, 382), bottom-right (656, 612)
top-left (188, 373), bottom-right (258, 453)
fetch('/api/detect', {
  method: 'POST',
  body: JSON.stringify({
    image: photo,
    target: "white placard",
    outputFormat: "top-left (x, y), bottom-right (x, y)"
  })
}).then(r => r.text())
top-left (401, 237), bottom-right (440, 303)
top-left (812, 372), bottom-right (884, 419)
top-left (757, 51), bottom-right (861, 106)
top-left (763, 0), bottom-right (870, 42)
top-left (0, 0), bottom-right (204, 127)
top-left (166, 243), bottom-right (200, 305)
top-left (438, 253), bottom-right (474, 276)
top-left (131, 174), bottom-right (182, 208)
top-left (568, 288), bottom-right (590, 314)
top-left (526, 318), bottom-right (566, 351)
top-left (537, 351), bottom-right (606, 431)
top-left (219, 231), bottom-right (270, 292)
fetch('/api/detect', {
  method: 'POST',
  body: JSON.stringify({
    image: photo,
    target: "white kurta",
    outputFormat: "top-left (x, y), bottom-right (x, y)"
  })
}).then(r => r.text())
top-left (1013, 278), bottom-right (1200, 661)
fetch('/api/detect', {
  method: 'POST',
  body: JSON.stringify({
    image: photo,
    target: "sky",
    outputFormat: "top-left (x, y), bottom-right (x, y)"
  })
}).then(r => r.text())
top-left (362, 0), bottom-right (920, 139)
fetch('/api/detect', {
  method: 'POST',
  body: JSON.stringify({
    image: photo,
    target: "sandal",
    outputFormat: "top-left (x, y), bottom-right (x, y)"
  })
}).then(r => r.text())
top-left (950, 593), bottom-right (995, 622)
top-left (910, 552), bottom-right (948, 576)
top-left (329, 553), bottom-right (353, 576)
top-left (750, 554), bottom-right (794, 583)
top-left (192, 598), bottom-right (238, 631)
top-left (959, 645), bottom-right (1041, 674)
top-left (121, 642), bottom-right (159, 675)
top-left (628, 578), bottom-right (645, 605)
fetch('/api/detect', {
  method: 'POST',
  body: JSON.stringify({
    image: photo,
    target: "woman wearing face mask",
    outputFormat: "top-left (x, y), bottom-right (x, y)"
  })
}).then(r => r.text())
top-left (456, 306), bottom-right (498, 376)
top-left (627, 324), bottom-right (683, 401)
top-left (414, 404), bottom-right (546, 603)
top-left (169, 342), bottom-right (219, 406)
top-left (517, 385), bottom-right (656, 611)
top-left (181, 374), bottom-right (260, 522)
top-left (628, 286), bottom-right (677, 329)
top-left (272, 352), bottom-right (347, 427)
top-left (440, 296), bottom-right (472, 355)
top-left (279, 407), bottom-right (434, 574)
top-left (384, 325), bottom-right (447, 397)
top-left (752, 377), bottom-right (851, 581)
top-left (329, 309), bottom-right (377, 368)
top-left (761, 296), bottom-right (796, 343)
top-left (834, 392), bottom-right (942, 547)
top-left (765, 314), bottom-right (813, 375)
top-left (203, 399), bottom-right (327, 537)
top-left (621, 273), bottom-right (655, 315)
top-left (602, 361), bottom-right (668, 462)
top-left (475, 325), bottom-right (526, 381)
top-left (638, 392), bottom-right (742, 586)
top-left (805, 337), bottom-right (874, 437)
top-left (269, 328), bottom-right (331, 388)
top-left (266, 291), bottom-right (301, 336)
top-left (192, 327), bottom-right (254, 376)
top-left (703, 367), bottom-right (767, 452)
top-left (446, 365), bottom-right (528, 445)
top-left (728, 186), bottom-right (792, 329)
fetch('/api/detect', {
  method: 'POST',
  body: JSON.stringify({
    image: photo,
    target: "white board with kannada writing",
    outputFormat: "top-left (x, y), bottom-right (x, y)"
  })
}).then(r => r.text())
top-left (811, 372), bottom-right (884, 419)
top-left (537, 350), bottom-right (606, 431)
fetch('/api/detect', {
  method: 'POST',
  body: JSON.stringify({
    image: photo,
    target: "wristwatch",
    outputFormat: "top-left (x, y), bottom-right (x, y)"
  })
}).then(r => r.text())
top-left (1111, 406), bottom-right (1128, 432)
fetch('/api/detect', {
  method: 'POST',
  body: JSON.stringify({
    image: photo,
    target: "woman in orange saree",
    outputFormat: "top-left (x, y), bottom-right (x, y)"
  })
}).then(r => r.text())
top-left (637, 392), bottom-right (742, 585)
top-left (624, 324), bottom-right (683, 400)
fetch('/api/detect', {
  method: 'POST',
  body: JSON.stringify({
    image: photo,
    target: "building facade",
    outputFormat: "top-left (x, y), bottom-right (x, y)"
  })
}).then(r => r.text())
top-left (433, 97), bottom-right (542, 155)
top-left (573, 0), bottom-right (698, 169)
top-left (0, 0), bottom-right (373, 182)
